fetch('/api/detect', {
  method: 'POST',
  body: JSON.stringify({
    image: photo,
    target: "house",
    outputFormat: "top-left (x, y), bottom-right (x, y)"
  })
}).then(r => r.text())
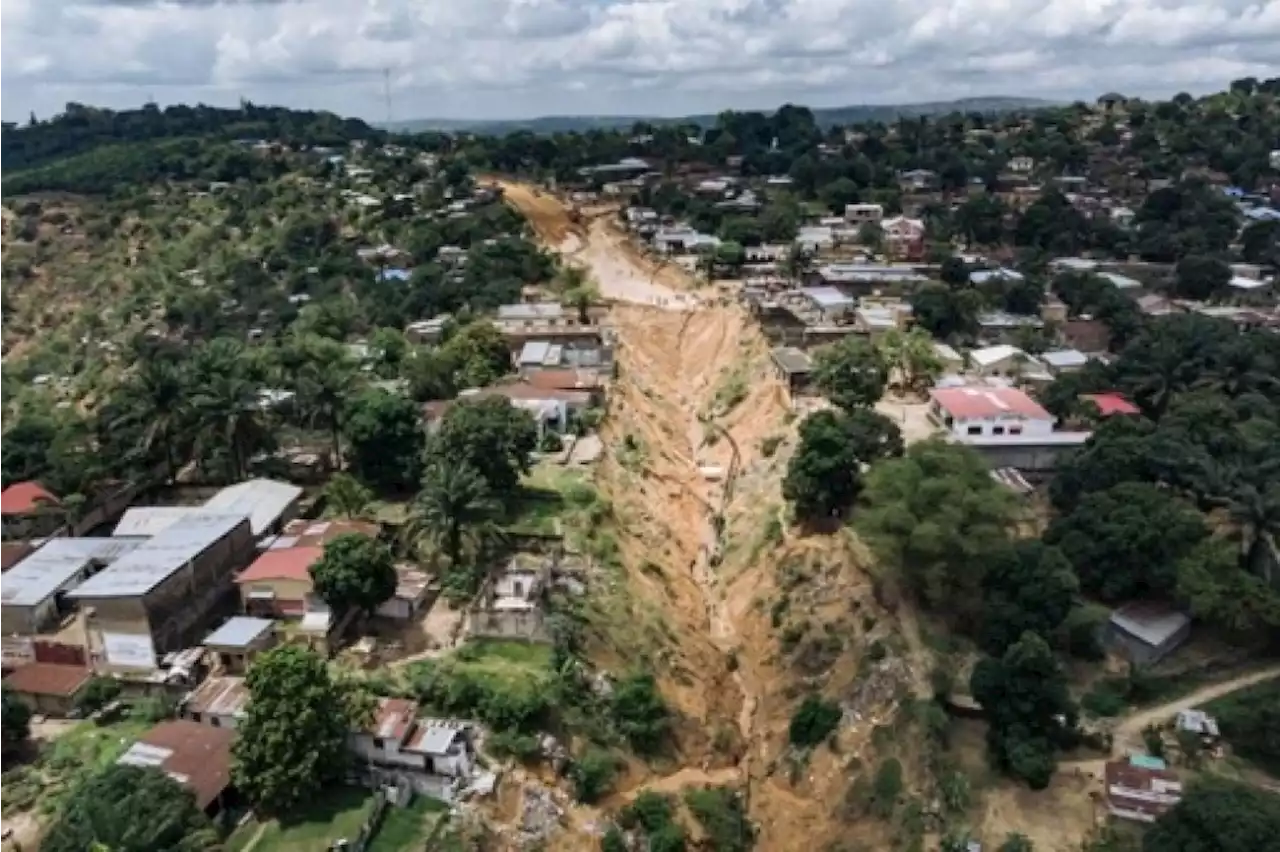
top-left (1038, 349), bottom-right (1089, 375)
top-left (3, 663), bottom-right (93, 715)
top-left (855, 305), bottom-right (908, 337)
top-left (1008, 156), bottom-right (1035, 174)
top-left (235, 546), bottom-right (323, 617)
top-left (468, 553), bottom-right (550, 642)
top-left (800, 286), bottom-right (856, 322)
top-left (977, 311), bottom-right (1044, 342)
top-left (181, 674), bottom-right (249, 729)
top-left (930, 386), bottom-right (1055, 440)
top-left (1111, 206), bottom-right (1136, 228)
top-left (515, 340), bottom-right (613, 377)
top-left (1104, 758), bottom-right (1182, 823)
top-left (1175, 709), bottom-right (1220, 740)
top-left (844, 203), bottom-right (884, 224)
top-left (969, 268), bottom-right (1024, 286)
top-left (376, 564), bottom-right (432, 621)
top-left (69, 513), bottom-right (256, 671)
top-left (1, 538), bottom-right (145, 635)
top-left (796, 226), bottom-right (834, 252)
top-left (377, 267), bottom-right (412, 284)
top-left (771, 347), bottom-right (813, 396)
top-left (1107, 603), bottom-right (1191, 665)
top-left (1080, 393), bottom-right (1140, 417)
top-left (117, 720), bottom-right (235, 814)
top-left (1271, 150), bottom-right (1280, 170)
top-left (933, 343), bottom-right (965, 373)
top-left (898, 169), bottom-right (938, 192)
top-left (1, 481), bottom-right (62, 539)
top-left (114, 479), bottom-right (302, 541)
top-left (202, 616), bottom-right (276, 673)
top-left (880, 216), bottom-right (926, 260)
top-left (348, 697), bottom-right (476, 799)
top-left (406, 315), bottom-right (451, 344)
top-left (968, 345), bottom-right (1030, 377)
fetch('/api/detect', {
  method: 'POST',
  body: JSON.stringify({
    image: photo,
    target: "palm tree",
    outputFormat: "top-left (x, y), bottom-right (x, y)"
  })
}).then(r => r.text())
top-left (403, 458), bottom-right (500, 569)
top-left (1226, 481), bottom-right (1280, 585)
top-left (112, 359), bottom-right (188, 482)
top-left (188, 339), bottom-right (266, 483)
top-left (289, 337), bottom-right (359, 467)
top-left (323, 473), bottom-right (373, 520)
top-left (564, 280), bottom-right (600, 324)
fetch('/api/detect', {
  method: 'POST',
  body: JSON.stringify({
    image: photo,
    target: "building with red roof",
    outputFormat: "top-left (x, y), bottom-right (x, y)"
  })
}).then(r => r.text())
top-left (4, 662), bottom-right (93, 714)
top-left (930, 386), bottom-right (1055, 439)
top-left (233, 546), bottom-right (324, 616)
top-left (1081, 392), bottom-right (1141, 417)
top-left (1, 482), bottom-right (63, 539)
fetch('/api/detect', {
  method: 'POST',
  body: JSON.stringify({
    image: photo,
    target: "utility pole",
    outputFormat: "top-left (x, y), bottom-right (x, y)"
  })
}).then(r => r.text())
top-left (383, 68), bottom-right (393, 126)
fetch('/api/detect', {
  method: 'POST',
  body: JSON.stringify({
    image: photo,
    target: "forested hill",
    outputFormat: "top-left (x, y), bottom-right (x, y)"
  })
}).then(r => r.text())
top-left (1, 102), bottom-right (385, 173)
top-left (386, 96), bottom-right (1056, 134)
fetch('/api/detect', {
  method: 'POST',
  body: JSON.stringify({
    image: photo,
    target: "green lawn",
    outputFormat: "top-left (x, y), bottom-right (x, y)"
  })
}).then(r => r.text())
top-left (367, 795), bottom-right (450, 852)
top-left (450, 638), bottom-right (554, 689)
top-left (227, 787), bottom-right (374, 852)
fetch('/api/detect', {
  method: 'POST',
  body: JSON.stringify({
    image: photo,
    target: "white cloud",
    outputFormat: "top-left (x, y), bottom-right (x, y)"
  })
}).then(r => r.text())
top-left (2, 0), bottom-right (1278, 122)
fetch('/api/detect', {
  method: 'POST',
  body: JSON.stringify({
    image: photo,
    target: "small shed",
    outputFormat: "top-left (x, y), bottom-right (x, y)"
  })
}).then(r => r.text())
top-left (3, 662), bottom-right (93, 715)
top-left (771, 347), bottom-right (813, 395)
top-left (202, 617), bottom-right (276, 673)
top-left (1107, 602), bottom-right (1191, 665)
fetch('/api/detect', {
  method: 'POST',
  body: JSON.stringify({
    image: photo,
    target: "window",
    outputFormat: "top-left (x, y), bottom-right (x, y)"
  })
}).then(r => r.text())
top-left (513, 581), bottom-right (524, 598)
top-left (992, 426), bottom-right (1005, 435)
top-left (1009, 426), bottom-right (1023, 435)
top-left (373, 737), bottom-right (384, 749)
top-left (967, 425), bottom-right (982, 435)
top-left (210, 716), bottom-right (221, 728)
top-left (191, 712), bottom-right (202, 723)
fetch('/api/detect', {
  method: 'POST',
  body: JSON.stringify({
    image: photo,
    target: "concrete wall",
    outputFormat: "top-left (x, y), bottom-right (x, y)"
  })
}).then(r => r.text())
top-left (960, 441), bottom-right (1080, 473)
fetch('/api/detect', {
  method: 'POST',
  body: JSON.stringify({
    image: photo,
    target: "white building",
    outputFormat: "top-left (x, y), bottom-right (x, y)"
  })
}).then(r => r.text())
top-left (930, 386), bottom-right (1055, 440)
top-left (968, 344), bottom-right (1030, 377)
top-left (844, 203), bottom-right (884, 224)
top-left (349, 698), bottom-right (476, 800)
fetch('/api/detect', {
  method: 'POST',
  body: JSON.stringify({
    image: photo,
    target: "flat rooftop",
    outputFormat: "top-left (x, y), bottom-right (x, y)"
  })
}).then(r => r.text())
top-left (69, 513), bottom-right (249, 599)
top-left (1, 537), bottom-right (145, 607)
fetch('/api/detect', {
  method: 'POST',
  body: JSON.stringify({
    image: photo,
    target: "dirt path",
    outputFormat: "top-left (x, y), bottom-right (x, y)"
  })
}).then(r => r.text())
top-left (1110, 664), bottom-right (1280, 750)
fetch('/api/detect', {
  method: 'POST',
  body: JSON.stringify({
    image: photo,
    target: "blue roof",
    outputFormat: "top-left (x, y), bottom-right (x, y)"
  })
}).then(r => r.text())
top-left (377, 268), bottom-right (412, 282)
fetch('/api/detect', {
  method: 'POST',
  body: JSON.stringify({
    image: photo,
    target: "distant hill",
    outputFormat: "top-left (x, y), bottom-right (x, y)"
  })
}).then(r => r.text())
top-left (386, 97), bottom-right (1057, 135)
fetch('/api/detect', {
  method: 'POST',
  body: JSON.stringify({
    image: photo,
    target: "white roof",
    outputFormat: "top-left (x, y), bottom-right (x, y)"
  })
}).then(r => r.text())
top-left (800, 286), bottom-right (855, 310)
top-left (203, 479), bottom-right (302, 537)
top-left (1099, 271), bottom-right (1141, 289)
top-left (1051, 257), bottom-right (1098, 271)
top-left (1229, 276), bottom-right (1269, 291)
top-left (114, 506), bottom-right (199, 537)
top-left (1040, 349), bottom-right (1089, 369)
top-left (933, 342), bottom-right (962, 362)
top-left (970, 344), bottom-right (1024, 368)
top-left (2, 538), bottom-right (145, 607)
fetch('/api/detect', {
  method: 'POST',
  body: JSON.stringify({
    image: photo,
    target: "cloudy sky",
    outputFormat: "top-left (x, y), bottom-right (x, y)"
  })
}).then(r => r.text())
top-left (3, 0), bottom-right (1279, 123)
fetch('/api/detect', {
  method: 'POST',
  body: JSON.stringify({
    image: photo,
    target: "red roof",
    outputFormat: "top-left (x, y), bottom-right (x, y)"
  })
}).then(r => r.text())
top-left (362, 697), bottom-right (419, 743)
top-left (0, 482), bottom-right (60, 516)
top-left (931, 386), bottom-right (1052, 421)
top-left (129, 719), bottom-right (235, 810)
top-left (234, 546), bottom-right (323, 584)
top-left (1104, 760), bottom-right (1183, 822)
top-left (4, 662), bottom-right (92, 697)
top-left (1081, 393), bottom-right (1140, 417)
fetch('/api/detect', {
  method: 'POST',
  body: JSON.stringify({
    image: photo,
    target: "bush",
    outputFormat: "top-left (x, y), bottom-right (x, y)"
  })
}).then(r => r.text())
top-left (571, 748), bottom-right (619, 803)
top-left (610, 672), bottom-right (671, 756)
top-left (1080, 683), bottom-right (1127, 718)
top-left (620, 791), bottom-right (687, 851)
top-left (760, 435), bottom-right (783, 457)
top-left (870, 758), bottom-right (903, 818)
top-left (487, 730), bottom-right (542, 762)
top-left (75, 677), bottom-right (122, 714)
top-left (684, 787), bottom-right (754, 852)
top-left (788, 695), bottom-right (842, 748)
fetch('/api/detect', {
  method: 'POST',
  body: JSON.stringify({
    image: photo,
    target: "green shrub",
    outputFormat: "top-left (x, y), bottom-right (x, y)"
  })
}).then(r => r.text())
top-left (870, 758), bottom-right (904, 818)
top-left (75, 677), bottom-right (122, 714)
top-left (1080, 683), bottom-right (1127, 718)
top-left (610, 672), bottom-right (670, 756)
top-left (789, 695), bottom-right (842, 748)
top-left (684, 786), bottom-right (755, 852)
top-left (570, 748), bottom-right (619, 803)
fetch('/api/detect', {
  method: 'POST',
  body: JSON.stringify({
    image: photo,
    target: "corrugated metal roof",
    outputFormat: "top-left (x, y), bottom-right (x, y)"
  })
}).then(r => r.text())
top-left (183, 674), bottom-right (249, 718)
top-left (2, 537), bottom-right (145, 606)
top-left (405, 719), bottom-right (468, 755)
top-left (799, 286), bottom-right (855, 310)
top-left (519, 341), bottom-right (552, 364)
top-left (68, 513), bottom-right (250, 599)
top-left (203, 616), bottom-right (274, 649)
top-left (203, 479), bottom-right (302, 537)
top-left (498, 303), bottom-right (564, 321)
top-left (113, 506), bottom-right (198, 537)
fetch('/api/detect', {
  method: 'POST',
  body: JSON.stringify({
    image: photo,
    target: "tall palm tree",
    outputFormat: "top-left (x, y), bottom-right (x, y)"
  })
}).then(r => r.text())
top-left (112, 359), bottom-right (188, 482)
top-left (404, 458), bottom-right (500, 570)
top-left (288, 336), bottom-right (359, 467)
top-left (188, 339), bottom-right (266, 482)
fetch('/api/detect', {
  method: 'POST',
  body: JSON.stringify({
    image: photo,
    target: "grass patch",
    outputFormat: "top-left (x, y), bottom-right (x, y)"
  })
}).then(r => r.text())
top-left (1080, 666), bottom-right (1221, 718)
top-left (367, 795), bottom-right (450, 852)
top-left (227, 787), bottom-right (374, 852)
top-left (2, 715), bottom-right (150, 816)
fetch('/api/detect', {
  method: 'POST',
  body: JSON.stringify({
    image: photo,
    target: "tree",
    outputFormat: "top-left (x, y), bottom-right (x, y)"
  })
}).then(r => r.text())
top-left (309, 533), bottom-right (397, 617)
top-left (1143, 776), bottom-right (1280, 852)
top-left (877, 326), bottom-right (944, 393)
top-left (1176, 538), bottom-right (1280, 636)
top-left (323, 472), bottom-right (374, 519)
top-left (232, 646), bottom-right (355, 815)
top-left (910, 283), bottom-right (981, 340)
top-left (439, 320), bottom-right (511, 390)
top-left (281, 333), bottom-right (360, 466)
top-left (425, 396), bottom-right (538, 495)
top-left (187, 338), bottom-right (268, 482)
top-left (1044, 482), bottom-right (1208, 601)
top-left (2, 684), bottom-right (31, 757)
top-left (610, 672), bottom-right (671, 756)
top-left (405, 457), bottom-right (500, 570)
top-left (970, 631), bottom-right (1077, 789)
top-left (783, 411), bottom-right (865, 520)
top-left (1240, 219), bottom-right (1280, 265)
top-left (1172, 255), bottom-right (1231, 301)
top-left (811, 336), bottom-right (889, 411)
top-left (42, 764), bottom-right (220, 852)
top-left (788, 694), bottom-right (841, 747)
top-left (842, 407), bottom-right (905, 463)
top-left (342, 388), bottom-right (425, 492)
top-left (979, 541), bottom-right (1080, 655)
top-left (856, 440), bottom-right (1019, 625)
top-left (111, 359), bottom-right (189, 482)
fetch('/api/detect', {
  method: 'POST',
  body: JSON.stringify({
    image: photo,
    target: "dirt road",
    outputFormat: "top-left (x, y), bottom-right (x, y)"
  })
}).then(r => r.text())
top-left (1110, 664), bottom-right (1280, 751)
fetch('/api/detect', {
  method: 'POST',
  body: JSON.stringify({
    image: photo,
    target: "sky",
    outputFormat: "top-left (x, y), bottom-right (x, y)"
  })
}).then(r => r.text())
top-left (3, 0), bottom-right (1279, 124)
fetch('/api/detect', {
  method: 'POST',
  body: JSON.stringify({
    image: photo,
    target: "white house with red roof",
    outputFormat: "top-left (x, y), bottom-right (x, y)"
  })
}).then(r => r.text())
top-left (930, 386), bottom-right (1056, 440)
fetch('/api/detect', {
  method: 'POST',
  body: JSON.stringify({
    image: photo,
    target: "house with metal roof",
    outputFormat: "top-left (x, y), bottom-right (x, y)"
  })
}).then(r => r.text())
top-left (1, 537), bottom-right (145, 634)
top-left (114, 479), bottom-right (301, 540)
top-left (202, 616), bottom-right (276, 673)
top-left (68, 513), bottom-right (256, 672)
top-left (348, 696), bottom-right (477, 800)
top-left (118, 720), bottom-right (235, 813)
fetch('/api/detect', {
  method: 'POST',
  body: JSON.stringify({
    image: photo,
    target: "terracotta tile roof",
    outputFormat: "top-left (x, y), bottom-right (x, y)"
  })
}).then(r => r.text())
top-left (0, 482), bottom-right (60, 516)
top-left (122, 719), bottom-right (234, 810)
top-left (4, 662), bottom-right (92, 697)
top-left (234, 546), bottom-right (323, 584)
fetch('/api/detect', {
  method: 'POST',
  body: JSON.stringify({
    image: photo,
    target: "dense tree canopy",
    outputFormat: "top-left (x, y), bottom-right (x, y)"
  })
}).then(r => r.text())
top-left (811, 337), bottom-right (889, 411)
top-left (1144, 777), bottom-right (1280, 852)
top-left (425, 396), bottom-right (538, 494)
top-left (309, 532), bottom-right (398, 617)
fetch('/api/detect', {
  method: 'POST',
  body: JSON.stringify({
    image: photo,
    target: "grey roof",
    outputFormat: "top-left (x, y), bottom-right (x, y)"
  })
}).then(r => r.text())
top-left (819, 264), bottom-right (928, 283)
top-left (1, 538), bottom-right (146, 607)
top-left (771, 347), bottom-right (812, 375)
top-left (68, 513), bottom-right (250, 599)
top-left (519, 341), bottom-right (552, 365)
top-left (1040, 349), bottom-right (1089, 369)
top-left (203, 616), bottom-right (274, 649)
top-left (1099, 271), bottom-right (1142, 290)
top-left (114, 506), bottom-right (198, 537)
top-left (1110, 603), bottom-right (1191, 647)
top-left (497, 303), bottom-right (565, 322)
top-left (406, 719), bottom-right (469, 755)
top-left (203, 479), bottom-right (302, 537)
top-left (800, 286), bottom-right (856, 311)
